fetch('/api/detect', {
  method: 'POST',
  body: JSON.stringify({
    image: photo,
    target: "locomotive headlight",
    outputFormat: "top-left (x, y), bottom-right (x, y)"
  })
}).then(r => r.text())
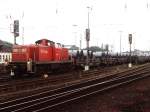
top-left (4, 61), bottom-right (8, 66)
top-left (27, 61), bottom-right (30, 64)
top-left (43, 74), bottom-right (48, 78)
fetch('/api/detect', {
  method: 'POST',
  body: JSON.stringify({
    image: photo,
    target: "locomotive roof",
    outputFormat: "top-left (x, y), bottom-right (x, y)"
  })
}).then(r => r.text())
top-left (35, 39), bottom-right (54, 44)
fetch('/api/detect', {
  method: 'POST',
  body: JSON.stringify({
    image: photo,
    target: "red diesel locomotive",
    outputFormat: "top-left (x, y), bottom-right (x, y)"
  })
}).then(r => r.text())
top-left (8, 39), bottom-right (73, 76)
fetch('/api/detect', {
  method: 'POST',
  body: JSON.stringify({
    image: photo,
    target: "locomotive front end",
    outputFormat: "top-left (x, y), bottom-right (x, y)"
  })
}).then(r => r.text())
top-left (7, 45), bottom-right (35, 77)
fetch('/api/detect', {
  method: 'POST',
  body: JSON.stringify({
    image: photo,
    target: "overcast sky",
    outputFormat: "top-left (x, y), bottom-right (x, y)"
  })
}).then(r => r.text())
top-left (0, 0), bottom-right (150, 52)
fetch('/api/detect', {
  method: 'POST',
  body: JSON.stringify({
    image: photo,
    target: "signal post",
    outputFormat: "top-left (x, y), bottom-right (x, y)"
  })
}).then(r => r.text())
top-left (128, 34), bottom-right (132, 68)
top-left (85, 6), bottom-right (91, 71)
top-left (85, 28), bottom-right (90, 71)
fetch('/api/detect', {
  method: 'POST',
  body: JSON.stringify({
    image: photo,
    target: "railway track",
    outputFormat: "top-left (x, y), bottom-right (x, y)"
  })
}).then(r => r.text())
top-left (0, 63), bottom-right (150, 112)
top-left (0, 64), bottom-right (147, 99)
top-left (0, 65), bottom-right (11, 83)
top-left (0, 65), bottom-right (125, 95)
top-left (0, 76), bottom-right (11, 82)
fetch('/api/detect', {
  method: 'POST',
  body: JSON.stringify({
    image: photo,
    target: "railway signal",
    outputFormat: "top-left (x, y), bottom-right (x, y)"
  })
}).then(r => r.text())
top-left (85, 28), bottom-right (90, 71)
top-left (13, 20), bottom-right (19, 44)
top-left (128, 34), bottom-right (132, 68)
top-left (129, 34), bottom-right (132, 44)
top-left (86, 28), bottom-right (90, 41)
top-left (85, 6), bottom-right (92, 71)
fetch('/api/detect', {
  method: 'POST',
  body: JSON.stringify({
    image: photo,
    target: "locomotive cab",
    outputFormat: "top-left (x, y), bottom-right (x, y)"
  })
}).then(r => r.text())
top-left (7, 45), bottom-right (36, 77)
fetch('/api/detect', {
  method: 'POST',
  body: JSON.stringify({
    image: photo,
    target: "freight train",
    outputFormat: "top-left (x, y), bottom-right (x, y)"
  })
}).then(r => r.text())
top-left (6, 39), bottom-right (150, 77)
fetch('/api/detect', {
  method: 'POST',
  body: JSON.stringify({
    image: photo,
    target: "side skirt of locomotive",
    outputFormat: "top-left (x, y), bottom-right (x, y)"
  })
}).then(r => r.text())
top-left (35, 61), bottom-right (73, 75)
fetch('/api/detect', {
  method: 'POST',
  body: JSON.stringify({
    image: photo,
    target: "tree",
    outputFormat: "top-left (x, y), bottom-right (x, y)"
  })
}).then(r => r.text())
top-left (69, 45), bottom-right (79, 50)
top-left (84, 46), bottom-right (103, 52)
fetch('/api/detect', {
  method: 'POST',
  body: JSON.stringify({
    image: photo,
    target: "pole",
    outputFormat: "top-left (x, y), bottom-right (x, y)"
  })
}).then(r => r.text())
top-left (85, 6), bottom-right (91, 71)
top-left (80, 34), bottom-right (82, 50)
top-left (22, 27), bottom-right (24, 45)
top-left (119, 31), bottom-right (122, 55)
top-left (72, 24), bottom-right (77, 46)
top-left (22, 11), bottom-right (24, 45)
top-left (130, 43), bottom-right (131, 64)
top-left (14, 35), bottom-right (16, 45)
top-left (87, 7), bottom-right (90, 29)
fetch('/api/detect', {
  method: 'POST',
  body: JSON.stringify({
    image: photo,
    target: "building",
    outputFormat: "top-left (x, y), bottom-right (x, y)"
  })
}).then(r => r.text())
top-left (0, 52), bottom-right (12, 64)
top-left (0, 39), bottom-right (12, 64)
